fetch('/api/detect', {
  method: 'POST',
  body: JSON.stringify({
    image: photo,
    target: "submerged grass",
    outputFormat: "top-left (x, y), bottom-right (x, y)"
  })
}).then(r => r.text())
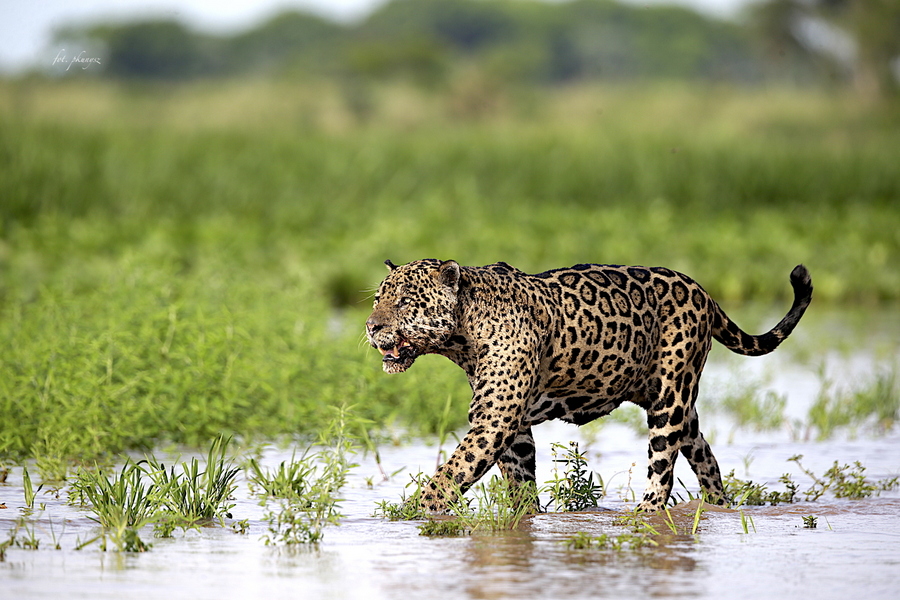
top-left (143, 434), bottom-right (239, 532)
top-left (254, 407), bottom-right (357, 545)
top-left (722, 455), bottom-right (900, 506)
top-left (66, 435), bottom-right (239, 549)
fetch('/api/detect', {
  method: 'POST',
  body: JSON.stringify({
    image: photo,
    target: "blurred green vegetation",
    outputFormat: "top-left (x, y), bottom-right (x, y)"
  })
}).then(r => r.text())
top-left (53, 0), bottom-right (759, 83)
top-left (47, 0), bottom-right (900, 101)
top-left (1, 75), bottom-right (899, 470)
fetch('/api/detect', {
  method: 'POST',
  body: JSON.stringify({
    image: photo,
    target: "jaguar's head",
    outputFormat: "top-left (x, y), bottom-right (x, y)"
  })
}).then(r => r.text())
top-left (366, 259), bottom-right (461, 374)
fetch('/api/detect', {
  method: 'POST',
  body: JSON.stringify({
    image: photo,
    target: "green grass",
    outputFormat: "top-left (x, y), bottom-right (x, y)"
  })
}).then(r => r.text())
top-left (808, 368), bottom-right (900, 440)
top-left (546, 441), bottom-right (605, 512)
top-left (1, 78), bottom-right (899, 466)
top-left (66, 435), bottom-right (240, 548)
top-left (255, 410), bottom-right (357, 545)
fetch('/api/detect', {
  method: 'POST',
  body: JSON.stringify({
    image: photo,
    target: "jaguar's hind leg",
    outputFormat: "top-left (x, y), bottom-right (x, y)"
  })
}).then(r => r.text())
top-left (679, 407), bottom-right (725, 504)
top-left (497, 427), bottom-right (537, 485)
top-left (638, 374), bottom-right (706, 512)
top-left (639, 400), bottom-right (685, 512)
top-left (496, 427), bottom-right (540, 511)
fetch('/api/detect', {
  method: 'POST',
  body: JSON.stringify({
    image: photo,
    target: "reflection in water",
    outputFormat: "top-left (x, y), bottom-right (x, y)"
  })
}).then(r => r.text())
top-left (368, 510), bottom-right (706, 600)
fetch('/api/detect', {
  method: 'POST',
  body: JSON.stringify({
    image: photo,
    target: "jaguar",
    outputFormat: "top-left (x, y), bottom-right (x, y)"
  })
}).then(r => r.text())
top-left (366, 259), bottom-right (812, 512)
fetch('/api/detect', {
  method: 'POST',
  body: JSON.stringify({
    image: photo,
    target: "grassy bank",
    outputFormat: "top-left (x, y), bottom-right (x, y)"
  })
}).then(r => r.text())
top-left (1, 79), bottom-right (898, 470)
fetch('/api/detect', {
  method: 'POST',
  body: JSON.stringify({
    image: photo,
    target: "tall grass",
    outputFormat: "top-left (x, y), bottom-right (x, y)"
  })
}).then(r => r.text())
top-left (0, 79), bottom-right (898, 466)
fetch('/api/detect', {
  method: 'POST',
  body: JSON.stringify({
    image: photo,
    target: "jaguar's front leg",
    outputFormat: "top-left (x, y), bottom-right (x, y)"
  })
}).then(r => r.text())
top-left (419, 321), bottom-right (542, 513)
top-left (420, 421), bottom-right (519, 512)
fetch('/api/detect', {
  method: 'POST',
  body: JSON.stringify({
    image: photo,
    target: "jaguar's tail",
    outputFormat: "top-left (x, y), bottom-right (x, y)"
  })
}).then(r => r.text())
top-left (712, 265), bottom-right (812, 357)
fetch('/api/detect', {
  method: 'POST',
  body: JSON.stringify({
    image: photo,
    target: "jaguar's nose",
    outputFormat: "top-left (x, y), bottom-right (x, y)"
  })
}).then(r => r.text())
top-left (366, 316), bottom-right (384, 335)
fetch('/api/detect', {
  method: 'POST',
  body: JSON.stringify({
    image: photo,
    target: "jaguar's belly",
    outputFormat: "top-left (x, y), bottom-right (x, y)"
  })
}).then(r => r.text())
top-left (524, 389), bottom-right (636, 426)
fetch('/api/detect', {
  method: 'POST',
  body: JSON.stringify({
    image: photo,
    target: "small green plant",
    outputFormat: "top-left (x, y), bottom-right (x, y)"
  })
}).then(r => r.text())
top-left (690, 496), bottom-right (708, 536)
top-left (721, 386), bottom-right (788, 433)
top-left (69, 462), bottom-right (157, 529)
top-left (374, 472), bottom-right (430, 521)
top-left (807, 368), bottom-right (900, 439)
top-left (546, 441), bottom-right (604, 512)
top-left (22, 467), bottom-right (43, 512)
top-left (68, 436), bottom-right (240, 549)
top-left (231, 518), bottom-right (250, 535)
top-left (2, 516), bottom-right (39, 551)
top-left (616, 508), bottom-right (661, 537)
top-left (564, 530), bottom-right (657, 551)
top-left (143, 434), bottom-right (239, 530)
top-left (788, 455), bottom-right (898, 501)
top-left (723, 470), bottom-right (797, 506)
top-left (447, 476), bottom-right (540, 533)
top-left (418, 517), bottom-right (469, 537)
top-left (739, 508), bottom-right (756, 534)
top-left (247, 451), bottom-right (316, 498)
top-left (85, 508), bottom-right (153, 553)
top-left (802, 515), bottom-right (818, 529)
top-left (661, 507), bottom-right (679, 534)
top-left (258, 407), bottom-right (357, 545)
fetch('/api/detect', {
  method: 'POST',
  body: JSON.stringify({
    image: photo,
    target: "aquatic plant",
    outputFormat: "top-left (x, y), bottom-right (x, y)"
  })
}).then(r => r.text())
top-left (415, 476), bottom-right (540, 537)
top-left (789, 455), bottom-right (899, 501)
top-left (417, 517), bottom-right (469, 537)
top-left (143, 434), bottom-right (239, 530)
top-left (546, 441), bottom-right (604, 512)
top-left (383, 440), bottom-right (603, 534)
top-left (564, 530), bottom-right (658, 551)
top-left (257, 407), bottom-right (358, 545)
top-left (22, 467), bottom-right (42, 512)
top-left (723, 470), bottom-right (798, 506)
top-left (807, 368), bottom-right (900, 440)
top-left (722, 388), bottom-right (788, 433)
top-left (802, 515), bottom-right (818, 529)
top-left (720, 456), bottom-right (898, 509)
top-left (739, 508), bottom-right (757, 534)
top-left (68, 435), bottom-right (239, 549)
top-left (247, 451), bottom-right (317, 499)
top-left (374, 472), bottom-right (430, 521)
top-left (460, 476), bottom-right (540, 531)
top-left (69, 461), bottom-right (157, 528)
top-left (3, 516), bottom-right (42, 551)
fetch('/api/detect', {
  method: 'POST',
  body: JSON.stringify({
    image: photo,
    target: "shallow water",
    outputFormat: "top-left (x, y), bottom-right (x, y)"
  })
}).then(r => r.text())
top-left (4, 425), bottom-right (900, 600)
top-left (3, 308), bottom-right (900, 599)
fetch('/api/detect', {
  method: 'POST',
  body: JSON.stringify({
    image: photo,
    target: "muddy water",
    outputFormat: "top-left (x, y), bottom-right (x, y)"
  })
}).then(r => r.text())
top-left (3, 309), bottom-right (900, 599)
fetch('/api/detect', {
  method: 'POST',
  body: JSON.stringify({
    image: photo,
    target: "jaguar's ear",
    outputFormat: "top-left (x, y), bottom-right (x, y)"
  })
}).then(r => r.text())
top-left (384, 259), bottom-right (398, 271)
top-left (436, 260), bottom-right (461, 291)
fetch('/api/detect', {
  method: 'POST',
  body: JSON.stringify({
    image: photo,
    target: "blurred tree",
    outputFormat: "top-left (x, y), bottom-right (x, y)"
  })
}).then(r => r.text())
top-left (88, 20), bottom-right (224, 79)
top-left (748, 0), bottom-right (900, 98)
top-left (342, 35), bottom-right (449, 87)
top-left (226, 11), bottom-right (343, 74)
top-left (50, 0), bottom-right (782, 86)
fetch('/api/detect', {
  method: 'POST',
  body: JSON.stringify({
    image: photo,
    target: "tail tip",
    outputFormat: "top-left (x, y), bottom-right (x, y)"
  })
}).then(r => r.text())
top-left (790, 264), bottom-right (813, 295)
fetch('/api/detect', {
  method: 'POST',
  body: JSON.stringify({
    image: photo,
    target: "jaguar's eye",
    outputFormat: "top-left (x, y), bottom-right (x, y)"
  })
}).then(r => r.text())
top-left (399, 297), bottom-right (412, 307)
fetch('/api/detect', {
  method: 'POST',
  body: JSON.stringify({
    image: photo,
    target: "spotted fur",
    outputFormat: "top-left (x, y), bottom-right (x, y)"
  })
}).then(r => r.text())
top-left (366, 259), bottom-right (812, 512)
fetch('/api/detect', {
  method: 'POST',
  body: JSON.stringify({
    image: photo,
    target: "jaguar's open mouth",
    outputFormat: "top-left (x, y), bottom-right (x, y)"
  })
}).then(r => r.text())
top-left (378, 338), bottom-right (418, 373)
